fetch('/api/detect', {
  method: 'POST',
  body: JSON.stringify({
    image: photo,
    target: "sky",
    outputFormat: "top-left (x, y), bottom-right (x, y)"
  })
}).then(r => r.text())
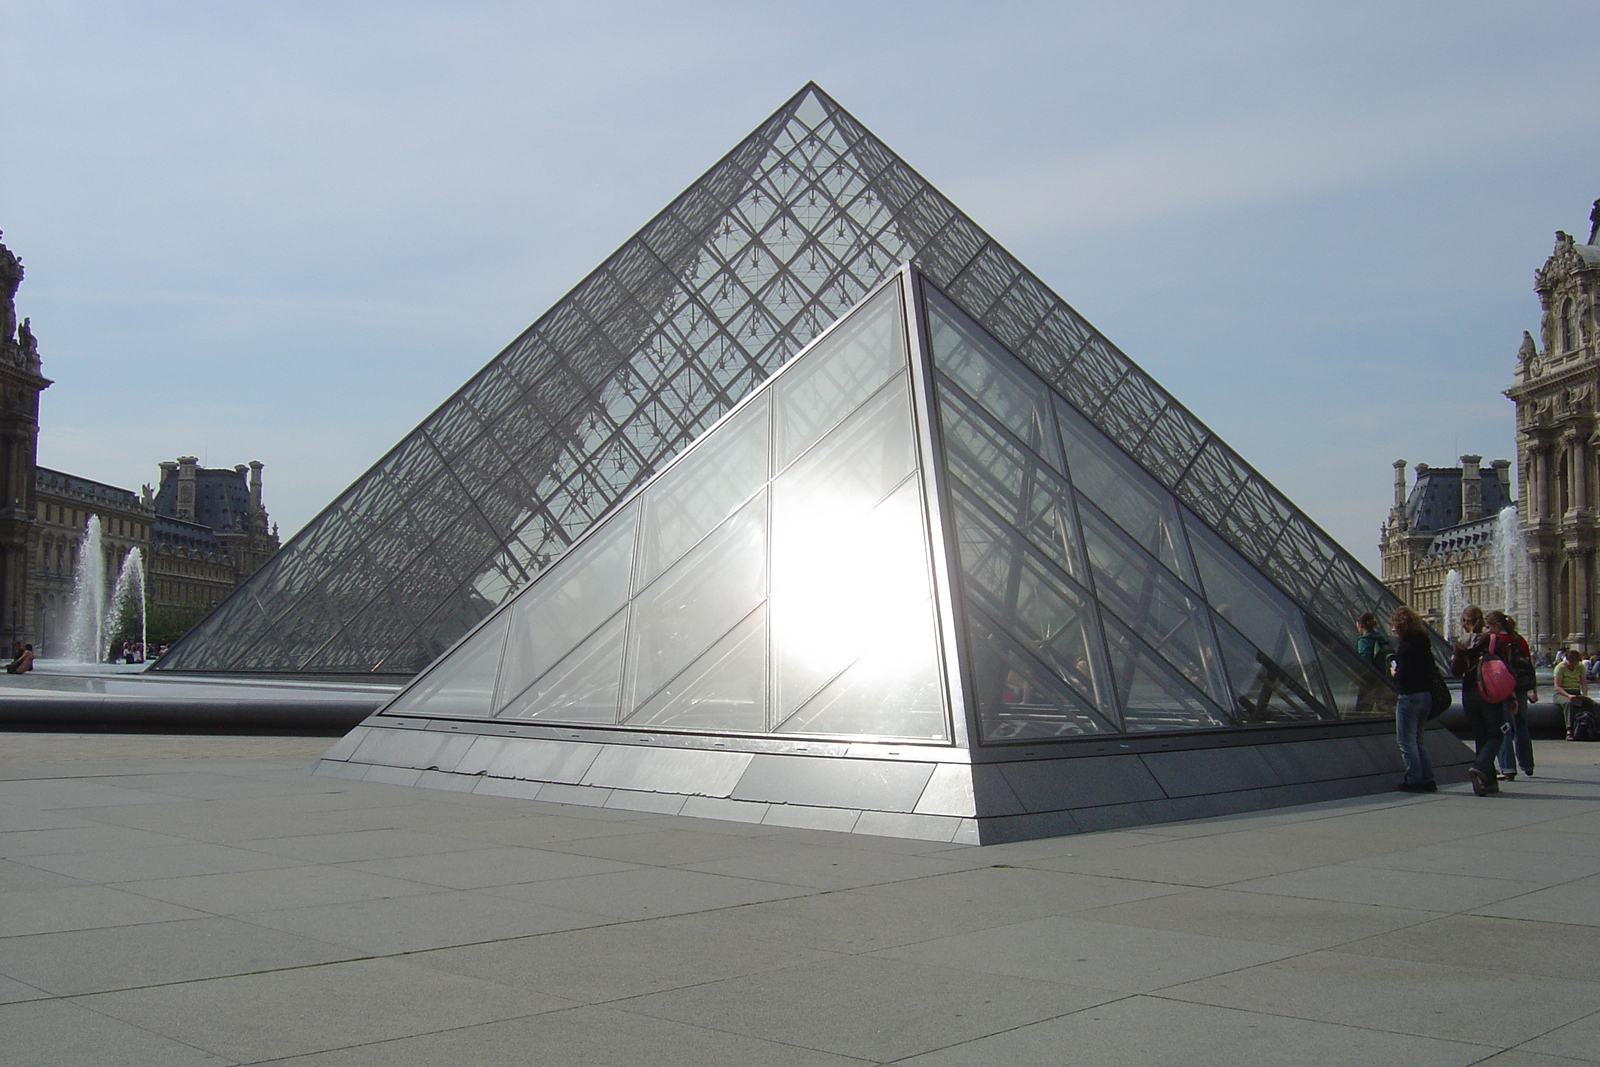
top-left (2, 0), bottom-right (1598, 575)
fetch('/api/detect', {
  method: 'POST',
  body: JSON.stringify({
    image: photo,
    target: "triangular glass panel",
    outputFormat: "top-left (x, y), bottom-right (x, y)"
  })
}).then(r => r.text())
top-left (624, 606), bottom-right (768, 732)
top-left (1101, 618), bottom-right (1232, 733)
top-left (625, 492), bottom-right (768, 712)
top-left (384, 610), bottom-right (510, 719)
top-left (965, 604), bottom-right (1115, 740)
top-left (1052, 394), bottom-right (1197, 586)
top-left (494, 504), bottom-right (639, 712)
top-left (1182, 509), bottom-right (1327, 706)
top-left (497, 610), bottom-right (627, 723)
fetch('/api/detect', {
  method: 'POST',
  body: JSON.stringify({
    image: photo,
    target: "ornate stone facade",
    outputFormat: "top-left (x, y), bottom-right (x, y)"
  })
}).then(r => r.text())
top-left (1380, 455), bottom-right (1513, 630)
top-left (0, 231), bottom-right (51, 650)
top-left (1506, 221), bottom-right (1600, 650)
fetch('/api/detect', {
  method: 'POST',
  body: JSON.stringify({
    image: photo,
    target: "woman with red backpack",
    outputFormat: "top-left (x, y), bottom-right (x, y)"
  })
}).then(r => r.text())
top-left (1491, 612), bottom-right (1536, 781)
top-left (1452, 604), bottom-right (1508, 796)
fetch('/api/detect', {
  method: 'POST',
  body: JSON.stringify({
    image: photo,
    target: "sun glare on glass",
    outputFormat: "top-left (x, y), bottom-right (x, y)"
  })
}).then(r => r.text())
top-left (770, 481), bottom-right (931, 677)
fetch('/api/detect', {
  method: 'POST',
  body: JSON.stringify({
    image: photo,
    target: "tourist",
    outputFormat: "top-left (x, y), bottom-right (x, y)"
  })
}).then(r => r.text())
top-left (1389, 606), bottom-right (1437, 793)
top-left (1554, 647), bottom-right (1588, 741)
top-left (4, 643), bottom-right (33, 674)
top-left (1354, 612), bottom-right (1396, 716)
top-left (1451, 604), bottom-right (1506, 795)
top-left (1491, 612), bottom-right (1536, 780)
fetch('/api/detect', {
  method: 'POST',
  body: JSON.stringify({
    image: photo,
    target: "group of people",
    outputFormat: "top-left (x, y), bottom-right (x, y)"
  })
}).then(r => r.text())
top-left (1357, 605), bottom-right (1547, 797)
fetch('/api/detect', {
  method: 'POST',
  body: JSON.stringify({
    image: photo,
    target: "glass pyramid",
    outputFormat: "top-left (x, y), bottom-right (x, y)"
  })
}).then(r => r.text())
top-left (158, 83), bottom-right (1399, 677)
top-left (374, 266), bottom-right (1384, 742)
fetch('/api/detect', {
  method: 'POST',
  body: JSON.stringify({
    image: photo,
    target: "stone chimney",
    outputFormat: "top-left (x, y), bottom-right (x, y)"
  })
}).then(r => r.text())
top-left (176, 456), bottom-right (198, 522)
top-left (1491, 459), bottom-right (1512, 500)
top-left (1460, 454), bottom-right (1483, 522)
top-left (1392, 459), bottom-right (1408, 511)
top-left (248, 461), bottom-right (264, 527)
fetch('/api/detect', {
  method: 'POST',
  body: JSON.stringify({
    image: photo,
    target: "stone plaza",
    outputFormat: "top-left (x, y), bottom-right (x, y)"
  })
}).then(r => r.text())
top-left (3, 728), bottom-right (1599, 1065)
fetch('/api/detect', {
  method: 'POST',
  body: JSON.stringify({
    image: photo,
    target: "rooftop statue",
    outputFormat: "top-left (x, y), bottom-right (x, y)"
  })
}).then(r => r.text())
top-left (0, 231), bottom-right (21, 349)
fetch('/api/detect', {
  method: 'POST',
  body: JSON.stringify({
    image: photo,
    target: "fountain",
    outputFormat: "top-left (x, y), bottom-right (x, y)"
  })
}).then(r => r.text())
top-left (106, 547), bottom-right (147, 663)
top-left (1489, 505), bottom-right (1530, 624)
top-left (65, 516), bottom-right (106, 662)
top-left (60, 516), bottom-right (146, 667)
top-left (1441, 569), bottom-right (1465, 640)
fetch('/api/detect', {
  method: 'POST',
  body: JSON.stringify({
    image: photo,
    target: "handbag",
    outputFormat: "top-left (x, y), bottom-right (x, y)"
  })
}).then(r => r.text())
top-left (1427, 668), bottom-right (1452, 720)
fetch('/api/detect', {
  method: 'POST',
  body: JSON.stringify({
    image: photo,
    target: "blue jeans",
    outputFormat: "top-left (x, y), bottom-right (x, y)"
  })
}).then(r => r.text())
top-left (1462, 685), bottom-right (1506, 784)
top-left (1497, 691), bottom-right (1534, 774)
top-left (1395, 691), bottom-right (1435, 786)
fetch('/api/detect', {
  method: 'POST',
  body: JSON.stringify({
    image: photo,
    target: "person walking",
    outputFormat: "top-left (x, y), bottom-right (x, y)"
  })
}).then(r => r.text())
top-left (1452, 604), bottom-right (1506, 796)
top-left (1389, 606), bottom-right (1437, 793)
top-left (1494, 613), bottom-right (1536, 780)
top-left (1554, 647), bottom-right (1589, 741)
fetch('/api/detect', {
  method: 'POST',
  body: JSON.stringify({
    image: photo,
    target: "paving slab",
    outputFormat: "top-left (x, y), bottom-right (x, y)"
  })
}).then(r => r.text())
top-left (619, 954), bottom-right (1115, 1062)
top-left (406, 915), bottom-right (839, 1002)
top-left (0, 915), bottom-right (363, 995)
top-left (1074, 885), bottom-right (1444, 949)
top-left (0, 996), bottom-right (231, 1067)
top-left (873, 914), bottom-right (1300, 992)
top-left (1160, 949), bottom-right (1600, 1045)
top-left (81, 956), bottom-right (571, 1062)
top-left (890, 993), bottom-right (1492, 1067)
top-left (255, 1004), bottom-right (872, 1067)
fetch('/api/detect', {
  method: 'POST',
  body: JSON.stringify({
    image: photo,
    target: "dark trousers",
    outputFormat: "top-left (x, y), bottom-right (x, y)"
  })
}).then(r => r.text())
top-left (1461, 685), bottom-right (1506, 782)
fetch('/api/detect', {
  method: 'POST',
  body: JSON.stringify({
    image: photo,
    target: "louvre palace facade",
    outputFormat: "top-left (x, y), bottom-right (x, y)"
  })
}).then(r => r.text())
top-left (1384, 212), bottom-right (1600, 654)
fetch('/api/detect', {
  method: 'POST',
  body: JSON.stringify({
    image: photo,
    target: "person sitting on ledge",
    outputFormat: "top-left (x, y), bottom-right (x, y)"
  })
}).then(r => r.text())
top-left (5, 643), bottom-right (34, 674)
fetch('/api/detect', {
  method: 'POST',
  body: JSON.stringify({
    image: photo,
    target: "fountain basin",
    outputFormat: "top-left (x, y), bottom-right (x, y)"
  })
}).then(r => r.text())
top-left (0, 671), bottom-right (398, 731)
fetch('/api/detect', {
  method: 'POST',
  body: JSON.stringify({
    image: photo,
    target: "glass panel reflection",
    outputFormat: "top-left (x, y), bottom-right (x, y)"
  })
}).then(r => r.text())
top-left (926, 286), bottom-right (1062, 471)
top-left (625, 606), bottom-right (767, 732)
top-left (951, 498), bottom-right (1107, 711)
top-left (1101, 618), bottom-right (1231, 732)
top-left (1210, 612), bottom-right (1330, 724)
top-left (385, 611), bottom-right (510, 718)
top-left (635, 394), bottom-right (769, 591)
top-left (627, 493), bottom-right (767, 711)
top-left (495, 505), bottom-right (639, 712)
top-left (498, 610), bottom-right (626, 723)
top-left (1054, 395), bottom-right (1196, 584)
top-left (1183, 510), bottom-right (1325, 705)
top-left (1305, 614), bottom-right (1394, 720)
top-left (773, 281), bottom-right (906, 470)
top-left (967, 604), bottom-right (1114, 741)
top-left (1078, 500), bottom-right (1227, 706)
top-left (938, 385), bottom-right (1079, 577)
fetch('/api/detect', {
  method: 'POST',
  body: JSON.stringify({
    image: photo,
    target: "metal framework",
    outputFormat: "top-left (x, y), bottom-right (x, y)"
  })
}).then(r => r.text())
top-left (157, 84), bottom-right (1398, 676)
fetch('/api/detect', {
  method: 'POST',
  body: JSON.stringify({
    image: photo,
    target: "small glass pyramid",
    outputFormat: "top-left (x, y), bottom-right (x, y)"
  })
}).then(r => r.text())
top-left (377, 267), bottom-right (1380, 744)
top-left (158, 83), bottom-right (1400, 677)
